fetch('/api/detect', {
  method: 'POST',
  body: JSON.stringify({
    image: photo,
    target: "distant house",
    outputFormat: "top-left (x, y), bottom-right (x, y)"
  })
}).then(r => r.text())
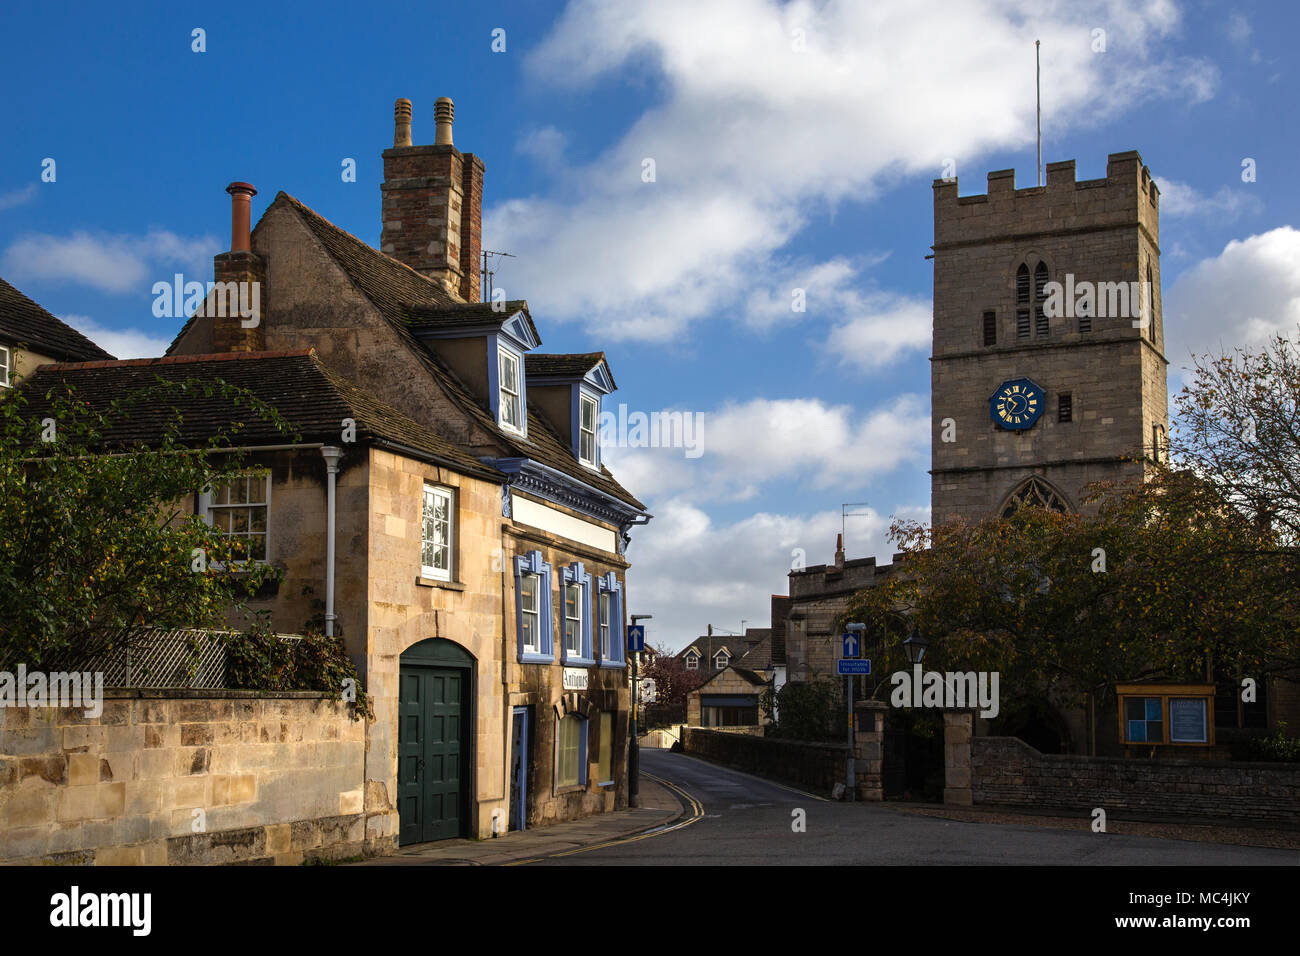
top-left (0, 277), bottom-right (114, 386)
top-left (676, 629), bottom-right (764, 673)
top-left (683, 612), bottom-right (791, 729)
top-left (686, 666), bottom-right (767, 729)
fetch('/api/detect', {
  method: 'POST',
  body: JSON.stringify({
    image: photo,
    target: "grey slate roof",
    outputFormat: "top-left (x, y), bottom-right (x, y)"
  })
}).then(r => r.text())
top-left (18, 349), bottom-right (503, 481)
top-left (0, 277), bottom-right (115, 363)
top-left (525, 352), bottom-right (615, 389)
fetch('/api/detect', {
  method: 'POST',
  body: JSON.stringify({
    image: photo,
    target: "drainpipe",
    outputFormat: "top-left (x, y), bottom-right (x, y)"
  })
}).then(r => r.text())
top-left (321, 447), bottom-right (343, 637)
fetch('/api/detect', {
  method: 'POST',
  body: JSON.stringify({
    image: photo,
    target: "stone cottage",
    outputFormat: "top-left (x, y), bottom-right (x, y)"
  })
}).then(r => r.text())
top-left (15, 95), bottom-right (650, 853)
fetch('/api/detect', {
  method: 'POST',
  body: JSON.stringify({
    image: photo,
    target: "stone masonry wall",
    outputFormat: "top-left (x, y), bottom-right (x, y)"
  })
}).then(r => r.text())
top-left (969, 734), bottom-right (1300, 825)
top-left (0, 691), bottom-right (367, 865)
top-left (682, 727), bottom-right (846, 795)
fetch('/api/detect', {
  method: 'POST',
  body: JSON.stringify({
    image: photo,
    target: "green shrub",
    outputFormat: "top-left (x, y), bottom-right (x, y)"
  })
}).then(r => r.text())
top-left (223, 621), bottom-right (373, 721)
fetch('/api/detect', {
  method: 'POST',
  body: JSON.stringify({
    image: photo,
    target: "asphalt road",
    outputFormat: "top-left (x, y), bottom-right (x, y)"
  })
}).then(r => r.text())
top-left (533, 749), bottom-right (1300, 866)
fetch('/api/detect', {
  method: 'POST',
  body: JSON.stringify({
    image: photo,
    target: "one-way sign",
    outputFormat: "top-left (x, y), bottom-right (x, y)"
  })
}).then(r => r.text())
top-left (836, 659), bottom-right (871, 675)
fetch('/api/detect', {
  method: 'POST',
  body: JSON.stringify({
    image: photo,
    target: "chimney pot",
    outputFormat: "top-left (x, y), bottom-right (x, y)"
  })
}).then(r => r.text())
top-left (394, 98), bottom-right (413, 147)
top-left (434, 97), bottom-right (454, 146)
top-left (226, 182), bottom-right (257, 253)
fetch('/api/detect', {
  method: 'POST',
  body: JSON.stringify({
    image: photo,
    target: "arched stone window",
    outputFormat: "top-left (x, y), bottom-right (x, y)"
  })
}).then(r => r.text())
top-left (1001, 476), bottom-right (1070, 517)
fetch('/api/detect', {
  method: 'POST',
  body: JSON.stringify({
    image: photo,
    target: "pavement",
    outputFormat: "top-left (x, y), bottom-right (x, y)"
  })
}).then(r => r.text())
top-left (353, 770), bottom-right (684, 866)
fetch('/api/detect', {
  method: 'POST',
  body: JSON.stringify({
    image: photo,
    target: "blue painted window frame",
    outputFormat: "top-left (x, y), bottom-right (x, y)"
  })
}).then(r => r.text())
top-left (514, 550), bottom-right (554, 663)
top-left (561, 561), bottom-right (595, 666)
top-left (597, 571), bottom-right (625, 668)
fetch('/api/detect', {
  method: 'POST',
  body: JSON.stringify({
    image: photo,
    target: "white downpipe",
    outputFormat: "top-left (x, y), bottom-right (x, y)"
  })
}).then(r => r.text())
top-left (321, 447), bottom-right (343, 637)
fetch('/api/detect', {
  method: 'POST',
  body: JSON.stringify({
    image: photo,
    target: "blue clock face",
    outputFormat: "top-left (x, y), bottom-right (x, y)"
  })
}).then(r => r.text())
top-left (990, 378), bottom-right (1045, 430)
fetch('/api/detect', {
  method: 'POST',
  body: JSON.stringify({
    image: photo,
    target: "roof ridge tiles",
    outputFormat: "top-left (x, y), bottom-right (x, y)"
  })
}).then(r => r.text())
top-left (41, 349), bottom-right (316, 372)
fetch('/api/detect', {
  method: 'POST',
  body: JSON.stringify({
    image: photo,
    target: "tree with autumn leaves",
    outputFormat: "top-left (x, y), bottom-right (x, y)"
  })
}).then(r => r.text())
top-left (845, 330), bottom-right (1300, 746)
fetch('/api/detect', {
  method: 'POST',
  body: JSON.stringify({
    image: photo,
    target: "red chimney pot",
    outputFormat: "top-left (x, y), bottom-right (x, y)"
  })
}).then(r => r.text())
top-left (226, 182), bottom-right (258, 253)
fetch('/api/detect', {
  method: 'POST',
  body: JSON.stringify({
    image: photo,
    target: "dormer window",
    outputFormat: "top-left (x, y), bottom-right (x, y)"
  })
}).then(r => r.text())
top-left (714, 650), bottom-right (729, 670)
top-left (498, 347), bottom-right (523, 432)
top-left (579, 394), bottom-right (598, 467)
top-left (685, 653), bottom-right (699, 670)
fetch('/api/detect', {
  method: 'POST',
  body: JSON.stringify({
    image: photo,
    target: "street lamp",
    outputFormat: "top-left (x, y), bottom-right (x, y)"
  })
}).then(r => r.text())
top-left (903, 627), bottom-right (929, 665)
top-left (628, 614), bottom-right (652, 809)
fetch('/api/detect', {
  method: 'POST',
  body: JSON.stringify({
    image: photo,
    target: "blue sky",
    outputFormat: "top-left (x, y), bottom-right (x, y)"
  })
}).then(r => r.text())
top-left (3, 0), bottom-right (1299, 650)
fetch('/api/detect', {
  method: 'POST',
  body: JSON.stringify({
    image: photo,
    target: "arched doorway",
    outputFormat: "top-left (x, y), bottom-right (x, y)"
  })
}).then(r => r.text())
top-left (398, 638), bottom-right (474, 844)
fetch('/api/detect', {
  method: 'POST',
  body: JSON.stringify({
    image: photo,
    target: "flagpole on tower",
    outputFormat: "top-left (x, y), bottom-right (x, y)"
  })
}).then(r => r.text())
top-left (1036, 39), bottom-right (1043, 187)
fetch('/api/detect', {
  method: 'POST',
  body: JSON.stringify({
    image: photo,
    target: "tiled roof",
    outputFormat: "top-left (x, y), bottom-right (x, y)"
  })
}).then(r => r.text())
top-left (408, 300), bottom-right (541, 344)
top-left (677, 633), bottom-right (761, 664)
top-left (270, 196), bottom-right (643, 510)
top-left (0, 277), bottom-right (115, 363)
top-left (164, 192), bottom-right (644, 512)
top-left (736, 634), bottom-right (773, 671)
top-left (526, 351), bottom-right (609, 381)
top-left (17, 349), bottom-right (503, 480)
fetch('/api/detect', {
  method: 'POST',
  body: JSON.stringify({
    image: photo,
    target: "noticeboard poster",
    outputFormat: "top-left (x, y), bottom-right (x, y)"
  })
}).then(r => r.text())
top-left (1169, 697), bottom-right (1208, 743)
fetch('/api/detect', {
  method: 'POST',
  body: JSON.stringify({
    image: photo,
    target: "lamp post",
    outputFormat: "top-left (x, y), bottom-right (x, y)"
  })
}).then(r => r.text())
top-left (628, 613), bottom-right (652, 809)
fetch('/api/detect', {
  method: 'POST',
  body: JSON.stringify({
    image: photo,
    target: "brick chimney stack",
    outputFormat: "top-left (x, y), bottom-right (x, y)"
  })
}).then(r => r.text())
top-left (834, 533), bottom-right (845, 569)
top-left (211, 182), bottom-right (266, 352)
top-left (381, 96), bottom-right (485, 302)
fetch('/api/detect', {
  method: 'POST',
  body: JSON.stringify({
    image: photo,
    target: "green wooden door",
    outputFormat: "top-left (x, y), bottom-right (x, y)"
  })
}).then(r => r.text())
top-left (398, 664), bottom-right (467, 844)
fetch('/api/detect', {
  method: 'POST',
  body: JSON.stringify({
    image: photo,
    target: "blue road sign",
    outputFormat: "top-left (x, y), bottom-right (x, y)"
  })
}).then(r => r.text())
top-left (837, 659), bottom-right (871, 676)
top-left (627, 625), bottom-right (645, 652)
top-left (842, 632), bottom-right (860, 658)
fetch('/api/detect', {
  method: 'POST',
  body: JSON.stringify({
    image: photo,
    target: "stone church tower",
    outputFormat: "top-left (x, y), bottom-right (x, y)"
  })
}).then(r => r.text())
top-left (930, 151), bottom-right (1169, 523)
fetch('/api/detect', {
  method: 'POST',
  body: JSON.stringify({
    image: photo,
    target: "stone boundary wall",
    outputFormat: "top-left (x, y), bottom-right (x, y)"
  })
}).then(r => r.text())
top-left (682, 727), bottom-right (846, 795)
top-left (967, 733), bottom-right (1300, 825)
top-left (0, 690), bottom-right (373, 865)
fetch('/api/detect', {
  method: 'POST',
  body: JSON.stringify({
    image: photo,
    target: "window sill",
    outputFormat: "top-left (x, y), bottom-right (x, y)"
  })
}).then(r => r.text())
top-left (562, 657), bottom-right (596, 668)
top-left (597, 780), bottom-right (614, 788)
top-left (555, 784), bottom-right (586, 795)
top-left (416, 576), bottom-right (465, 591)
top-left (598, 660), bottom-right (627, 669)
top-left (519, 651), bottom-right (555, 665)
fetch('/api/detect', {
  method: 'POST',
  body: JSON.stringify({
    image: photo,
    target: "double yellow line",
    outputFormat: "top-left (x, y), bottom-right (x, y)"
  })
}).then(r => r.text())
top-left (506, 773), bottom-right (704, 865)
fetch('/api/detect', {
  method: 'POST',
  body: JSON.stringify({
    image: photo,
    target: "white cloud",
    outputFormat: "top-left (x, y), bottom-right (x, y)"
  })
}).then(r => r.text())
top-left (484, 0), bottom-right (1216, 343)
top-left (59, 315), bottom-right (170, 360)
top-left (625, 499), bottom-right (880, 651)
top-left (602, 392), bottom-right (930, 504)
top-left (1154, 177), bottom-right (1261, 220)
top-left (0, 185), bottom-right (38, 212)
top-left (516, 126), bottom-right (569, 170)
top-left (1, 230), bottom-right (219, 295)
top-left (1164, 226), bottom-right (1300, 370)
top-left (824, 294), bottom-right (932, 371)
